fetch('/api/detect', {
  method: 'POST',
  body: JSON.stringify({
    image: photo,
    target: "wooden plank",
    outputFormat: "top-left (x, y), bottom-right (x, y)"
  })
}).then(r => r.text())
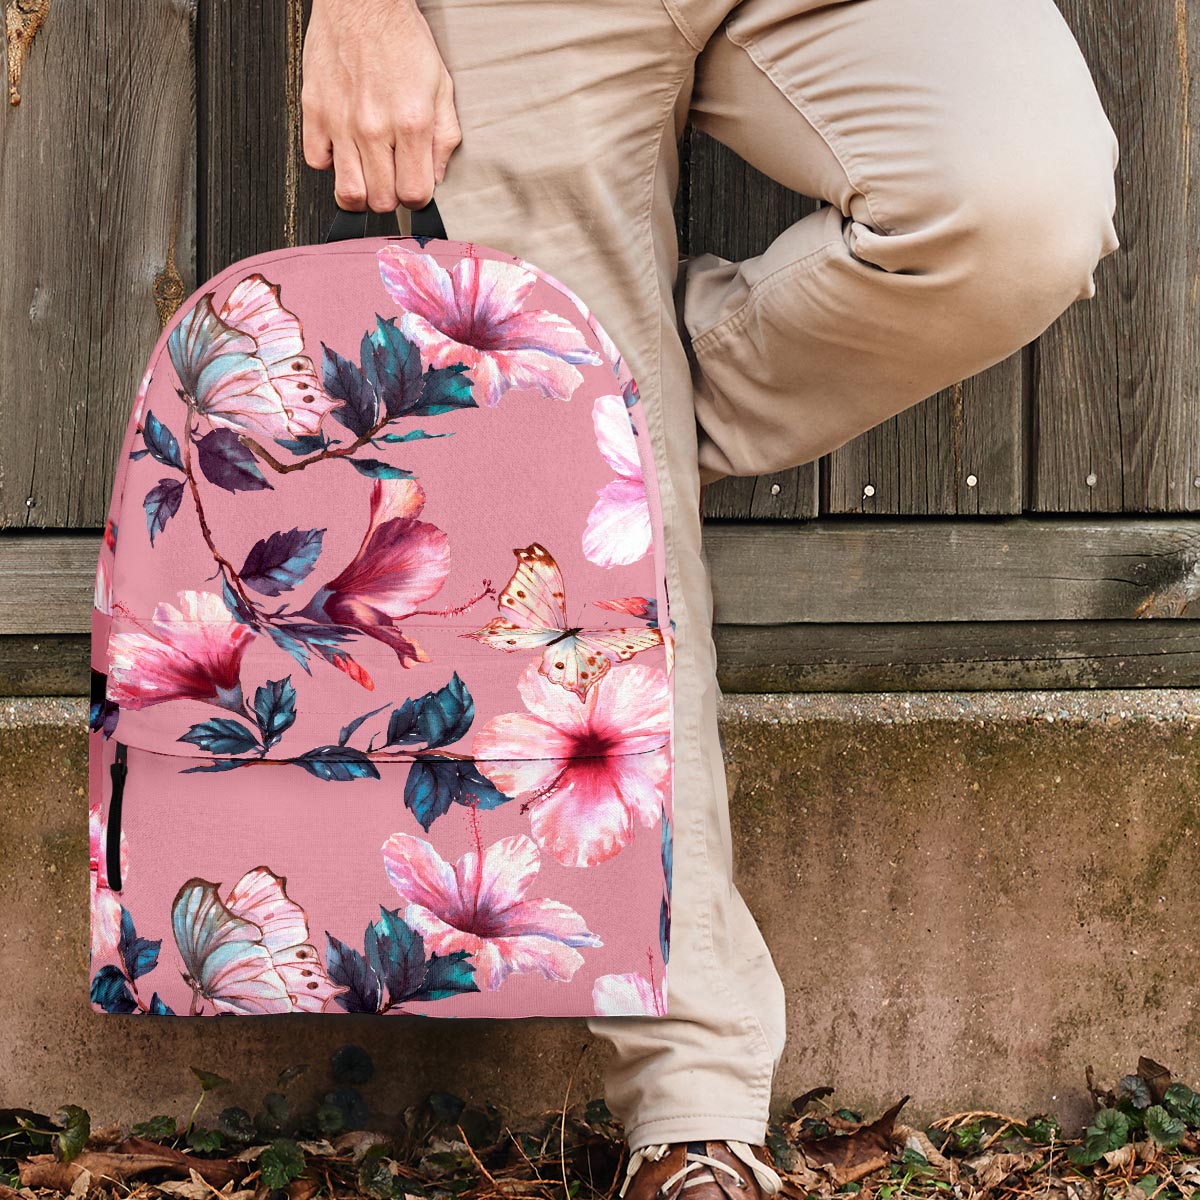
top-left (714, 620), bottom-right (1200, 692)
top-left (685, 131), bottom-right (820, 520)
top-left (823, 353), bottom-right (1025, 516)
top-left (10, 518), bottom-right (1200, 635)
top-left (0, 0), bottom-right (196, 530)
top-left (0, 537), bottom-right (98, 633)
top-left (1034, 0), bottom-right (1199, 512)
top-left (0, 636), bottom-right (88, 695)
top-left (5, 619), bottom-right (1200, 697)
top-left (703, 518), bottom-right (1200, 623)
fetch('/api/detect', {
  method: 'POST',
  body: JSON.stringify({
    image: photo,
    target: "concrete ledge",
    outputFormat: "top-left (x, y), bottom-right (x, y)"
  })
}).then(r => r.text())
top-left (4, 692), bottom-right (1199, 1130)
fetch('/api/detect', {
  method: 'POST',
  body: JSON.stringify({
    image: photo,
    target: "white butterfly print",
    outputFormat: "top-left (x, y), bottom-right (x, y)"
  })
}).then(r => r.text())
top-left (462, 543), bottom-right (664, 700)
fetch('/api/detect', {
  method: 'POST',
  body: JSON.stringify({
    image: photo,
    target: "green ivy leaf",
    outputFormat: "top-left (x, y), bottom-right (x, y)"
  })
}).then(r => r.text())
top-left (187, 1128), bottom-right (224, 1154)
top-left (217, 1106), bottom-right (256, 1145)
top-left (52, 1106), bottom-right (90, 1164)
top-left (1068, 1107), bottom-right (1131, 1165)
top-left (191, 1067), bottom-right (230, 1093)
top-left (315, 1100), bottom-right (345, 1137)
top-left (1119, 1074), bottom-right (1154, 1110)
top-left (260, 1138), bottom-right (306, 1189)
top-left (1092, 1108), bottom-right (1131, 1149)
top-left (1145, 1105), bottom-right (1186, 1148)
top-left (1163, 1083), bottom-right (1200, 1126)
top-left (358, 1145), bottom-right (396, 1200)
top-left (331, 1045), bottom-right (375, 1086)
top-left (131, 1115), bottom-right (177, 1140)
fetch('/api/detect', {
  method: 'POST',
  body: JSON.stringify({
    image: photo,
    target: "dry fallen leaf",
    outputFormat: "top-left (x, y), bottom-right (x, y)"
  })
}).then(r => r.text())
top-left (798, 1097), bottom-right (909, 1186)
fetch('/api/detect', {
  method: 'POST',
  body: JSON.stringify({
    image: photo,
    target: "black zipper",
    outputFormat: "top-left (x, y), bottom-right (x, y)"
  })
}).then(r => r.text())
top-left (106, 742), bottom-right (128, 891)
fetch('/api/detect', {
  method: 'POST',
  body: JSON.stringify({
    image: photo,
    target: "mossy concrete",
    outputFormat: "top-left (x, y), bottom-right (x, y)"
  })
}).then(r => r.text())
top-left (3, 692), bottom-right (1199, 1132)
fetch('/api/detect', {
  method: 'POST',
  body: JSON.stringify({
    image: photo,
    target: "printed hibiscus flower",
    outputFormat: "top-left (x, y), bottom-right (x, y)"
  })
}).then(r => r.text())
top-left (89, 802), bottom-right (126, 962)
top-left (168, 274), bottom-right (342, 441)
top-left (472, 661), bottom-right (670, 868)
top-left (381, 832), bottom-right (601, 992)
top-left (300, 478), bottom-right (450, 665)
top-left (583, 393), bottom-right (651, 568)
top-left (377, 248), bottom-right (601, 407)
top-left (593, 970), bottom-right (666, 1017)
top-left (107, 590), bottom-right (255, 711)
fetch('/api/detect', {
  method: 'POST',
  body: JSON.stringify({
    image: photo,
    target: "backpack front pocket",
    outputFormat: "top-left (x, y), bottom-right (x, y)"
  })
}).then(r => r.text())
top-left (89, 629), bottom-right (673, 1020)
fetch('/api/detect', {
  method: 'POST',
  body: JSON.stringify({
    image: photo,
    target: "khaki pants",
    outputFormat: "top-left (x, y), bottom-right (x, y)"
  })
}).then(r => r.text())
top-left (419, 0), bottom-right (1120, 1147)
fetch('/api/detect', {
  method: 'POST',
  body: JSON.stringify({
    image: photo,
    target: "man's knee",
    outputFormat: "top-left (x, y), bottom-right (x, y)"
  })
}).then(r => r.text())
top-left (919, 125), bottom-right (1121, 348)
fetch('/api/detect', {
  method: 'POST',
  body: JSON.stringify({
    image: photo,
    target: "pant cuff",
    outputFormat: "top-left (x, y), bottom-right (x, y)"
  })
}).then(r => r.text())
top-left (624, 1112), bottom-right (769, 1152)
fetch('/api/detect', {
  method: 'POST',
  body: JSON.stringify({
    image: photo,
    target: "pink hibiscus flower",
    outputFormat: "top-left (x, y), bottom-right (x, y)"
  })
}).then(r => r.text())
top-left (377, 248), bottom-right (601, 407)
top-left (472, 661), bottom-right (670, 868)
top-left (108, 590), bottom-right (255, 711)
top-left (89, 802), bottom-right (126, 962)
top-left (583, 393), bottom-right (651, 568)
top-left (300, 478), bottom-right (450, 665)
top-left (592, 970), bottom-right (667, 1017)
top-left (381, 831), bottom-right (601, 992)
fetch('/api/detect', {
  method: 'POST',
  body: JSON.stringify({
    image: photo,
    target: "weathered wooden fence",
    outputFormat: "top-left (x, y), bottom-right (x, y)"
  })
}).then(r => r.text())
top-left (1, 0), bottom-right (1197, 693)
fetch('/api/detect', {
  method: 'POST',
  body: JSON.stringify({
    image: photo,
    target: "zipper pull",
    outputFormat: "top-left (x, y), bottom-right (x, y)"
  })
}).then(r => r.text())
top-left (106, 743), bottom-right (127, 891)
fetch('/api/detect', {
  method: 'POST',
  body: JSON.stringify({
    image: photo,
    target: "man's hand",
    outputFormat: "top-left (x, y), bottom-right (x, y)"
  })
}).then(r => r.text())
top-left (302, 0), bottom-right (461, 212)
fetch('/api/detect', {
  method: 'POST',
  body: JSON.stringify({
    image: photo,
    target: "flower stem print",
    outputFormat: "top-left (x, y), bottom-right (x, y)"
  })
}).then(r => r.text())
top-left (178, 672), bottom-right (517, 821)
top-left (325, 905), bottom-right (479, 1014)
top-left (181, 411), bottom-right (263, 617)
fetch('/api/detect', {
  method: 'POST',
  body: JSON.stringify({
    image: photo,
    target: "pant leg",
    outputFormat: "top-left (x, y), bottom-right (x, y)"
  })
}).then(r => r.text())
top-left (683, 0), bottom-right (1122, 485)
top-left (416, 0), bottom-right (788, 1147)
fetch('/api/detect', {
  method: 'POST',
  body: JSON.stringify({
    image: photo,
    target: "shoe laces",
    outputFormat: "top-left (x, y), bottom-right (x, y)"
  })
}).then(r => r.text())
top-left (618, 1141), bottom-right (783, 1199)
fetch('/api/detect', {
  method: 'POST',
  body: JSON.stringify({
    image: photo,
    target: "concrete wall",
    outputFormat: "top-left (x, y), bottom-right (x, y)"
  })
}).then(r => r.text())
top-left (4, 691), bottom-right (1199, 1132)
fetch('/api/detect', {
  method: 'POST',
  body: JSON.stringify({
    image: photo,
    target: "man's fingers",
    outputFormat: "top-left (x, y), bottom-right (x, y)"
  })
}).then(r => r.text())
top-left (358, 128), bottom-right (401, 212)
top-left (331, 138), bottom-right (369, 211)
top-left (394, 124), bottom-right (436, 209)
top-left (303, 122), bottom-right (334, 171)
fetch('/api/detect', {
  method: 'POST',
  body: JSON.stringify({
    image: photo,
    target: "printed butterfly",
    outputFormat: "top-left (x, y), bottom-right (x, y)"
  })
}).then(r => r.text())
top-left (168, 274), bottom-right (342, 441)
top-left (463, 543), bottom-right (664, 700)
top-left (172, 866), bottom-right (345, 1015)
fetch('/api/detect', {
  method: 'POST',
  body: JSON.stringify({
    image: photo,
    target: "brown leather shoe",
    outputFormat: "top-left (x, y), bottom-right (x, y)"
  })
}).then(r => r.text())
top-left (617, 1141), bottom-right (785, 1200)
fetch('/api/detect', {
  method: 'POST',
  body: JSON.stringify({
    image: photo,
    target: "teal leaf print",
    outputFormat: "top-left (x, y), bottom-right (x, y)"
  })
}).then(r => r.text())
top-left (178, 718), bottom-right (262, 756)
top-left (91, 965), bottom-right (138, 1013)
top-left (385, 672), bottom-right (473, 749)
top-left (253, 677), bottom-right (298, 749)
top-left (240, 528), bottom-right (325, 596)
top-left (138, 411), bottom-right (184, 470)
top-left (118, 907), bottom-right (162, 980)
top-left (348, 458), bottom-right (412, 480)
top-left (295, 746), bottom-right (380, 782)
top-left (144, 478), bottom-right (183, 545)
top-left (196, 428), bottom-right (273, 493)
top-left (404, 756), bottom-right (510, 832)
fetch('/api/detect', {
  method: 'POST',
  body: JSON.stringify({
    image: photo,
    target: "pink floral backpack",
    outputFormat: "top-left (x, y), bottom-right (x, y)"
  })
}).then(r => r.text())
top-left (89, 201), bottom-right (674, 1020)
